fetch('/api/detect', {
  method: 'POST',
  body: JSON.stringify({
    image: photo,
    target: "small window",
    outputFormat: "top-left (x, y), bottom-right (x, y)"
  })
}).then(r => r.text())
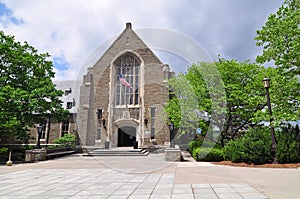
top-left (41, 120), bottom-right (47, 140)
top-left (65, 88), bottom-right (72, 95)
top-left (150, 107), bottom-right (156, 118)
top-left (61, 120), bottom-right (69, 137)
top-left (97, 128), bottom-right (101, 140)
top-left (66, 102), bottom-right (73, 109)
top-left (151, 128), bottom-right (155, 139)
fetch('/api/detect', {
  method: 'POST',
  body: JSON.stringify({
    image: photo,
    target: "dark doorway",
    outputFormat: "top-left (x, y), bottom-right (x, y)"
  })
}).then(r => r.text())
top-left (117, 126), bottom-right (136, 147)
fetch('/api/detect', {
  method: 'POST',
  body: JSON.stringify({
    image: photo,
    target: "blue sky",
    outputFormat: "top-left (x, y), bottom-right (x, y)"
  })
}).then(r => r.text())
top-left (0, 0), bottom-right (284, 80)
top-left (0, 2), bottom-right (23, 26)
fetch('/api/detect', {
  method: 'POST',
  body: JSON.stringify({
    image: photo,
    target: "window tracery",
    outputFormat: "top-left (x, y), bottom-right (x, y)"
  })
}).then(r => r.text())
top-left (114, 53), bottom-right (140, 106)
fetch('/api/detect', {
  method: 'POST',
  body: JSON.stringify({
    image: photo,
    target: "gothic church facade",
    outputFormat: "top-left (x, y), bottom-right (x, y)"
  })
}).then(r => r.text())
top-left (77, 23), bottom-right (171, 147)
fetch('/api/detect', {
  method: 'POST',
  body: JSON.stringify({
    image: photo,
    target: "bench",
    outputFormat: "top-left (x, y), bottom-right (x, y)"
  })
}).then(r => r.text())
top-left (46, 148), bottom-right (75, 160)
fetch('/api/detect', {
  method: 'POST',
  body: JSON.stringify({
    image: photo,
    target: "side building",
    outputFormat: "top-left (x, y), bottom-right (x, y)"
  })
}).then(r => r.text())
top-left (26, 80), bottom-right (78, 146)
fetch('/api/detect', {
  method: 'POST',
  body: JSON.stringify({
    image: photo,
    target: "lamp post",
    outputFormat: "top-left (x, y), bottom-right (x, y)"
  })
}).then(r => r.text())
top-left (169, 123), bottom-right (174, 148)
top-left (36, 125), bottom-right (43, 149)
top-left (262, 78), bottom-right (277, 164)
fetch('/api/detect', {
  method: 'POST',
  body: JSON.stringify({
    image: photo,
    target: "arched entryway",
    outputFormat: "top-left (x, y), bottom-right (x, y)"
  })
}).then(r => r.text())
top-left (117, 126), bottom-right (136, 147)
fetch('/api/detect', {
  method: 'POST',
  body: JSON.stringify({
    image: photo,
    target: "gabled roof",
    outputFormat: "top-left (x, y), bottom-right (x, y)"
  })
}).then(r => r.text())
top-left (92, 22), bottom-right (163, 67)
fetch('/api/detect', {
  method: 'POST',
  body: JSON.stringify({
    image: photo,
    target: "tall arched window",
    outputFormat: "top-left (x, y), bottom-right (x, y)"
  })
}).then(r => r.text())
top-left (114, 53), bottom-right (140, 106)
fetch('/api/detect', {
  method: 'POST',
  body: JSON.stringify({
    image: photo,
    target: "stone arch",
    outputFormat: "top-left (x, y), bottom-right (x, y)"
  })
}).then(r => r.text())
top-left (114, 119), bottom-right (139, 147)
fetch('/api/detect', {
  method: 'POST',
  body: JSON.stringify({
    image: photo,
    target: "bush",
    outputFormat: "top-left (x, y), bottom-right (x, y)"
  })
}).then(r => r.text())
top-left (223, 140), bottom-right (245, 163)
top-left (21, 145), bottom-right (35, 152)
top-left (224, 127), bottom-right (273, 164)
top-left (224, 127), bottom-right (275, 164)
top-left (276, 124), bottom-right (300, 163)
top-left (188, 139), bottom-right (201, 154)
top-left (54, 134), bottom-right (75, 147)
top-left (224, 125), bottom-right (300, 164)
top-left (191, 147), bottom-right (224, 162)
top-left (199, 148), bottom-right (224, 162)
top-left (192, 147), bottom-right (200, 160)
top-left (0, 147), bottom-right (8, 154)
top-left (188, 138), bottom-right (224, 162)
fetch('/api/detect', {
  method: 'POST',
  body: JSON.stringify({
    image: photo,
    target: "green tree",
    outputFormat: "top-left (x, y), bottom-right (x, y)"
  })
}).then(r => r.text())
top-left (0, 31), bottom-right (68, 142)
top-left (253, 67), bottom-right (299, 127)
top-left (165, 59), bottom-right (299, 146)
top-left (165, 73), bottom-right (201, 142)
top-left (165, 63), bottom-right (226, 142)
top-left (215, 59), bottom-right (267, 145)
top-left (255, 0), bottom-right (300, 76)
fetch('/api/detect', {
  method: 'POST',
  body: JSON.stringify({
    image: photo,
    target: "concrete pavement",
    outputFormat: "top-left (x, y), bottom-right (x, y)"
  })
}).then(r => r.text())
top-left (0, 153), bottom-right (299, 199)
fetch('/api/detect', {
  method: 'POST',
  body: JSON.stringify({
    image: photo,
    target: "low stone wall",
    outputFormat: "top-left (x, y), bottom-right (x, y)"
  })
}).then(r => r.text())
top-left (165, 145), bottom-right (182, 161)
top-left (25, 147), bottom-right (77, 162)
top-left (25, 149), bottom-right (47, 162)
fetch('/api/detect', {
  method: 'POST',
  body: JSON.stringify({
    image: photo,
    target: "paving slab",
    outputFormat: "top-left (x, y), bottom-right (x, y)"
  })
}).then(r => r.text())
top-left (0, 153), bottom-right (299, 198)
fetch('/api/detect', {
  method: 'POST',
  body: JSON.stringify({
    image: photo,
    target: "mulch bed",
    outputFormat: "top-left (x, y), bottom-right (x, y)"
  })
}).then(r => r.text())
top-left (213, 161), bottom-right (300, 168)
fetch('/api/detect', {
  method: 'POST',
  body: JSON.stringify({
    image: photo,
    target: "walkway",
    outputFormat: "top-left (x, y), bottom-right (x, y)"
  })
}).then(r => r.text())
top-left (0, 153), bottom-right (299, 199)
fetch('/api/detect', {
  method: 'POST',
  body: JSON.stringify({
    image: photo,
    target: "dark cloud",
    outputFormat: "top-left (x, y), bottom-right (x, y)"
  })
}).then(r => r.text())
top-left (0, 0), bottom-right (285, 79)
top-left (162, 0), bottom-right (284, 62)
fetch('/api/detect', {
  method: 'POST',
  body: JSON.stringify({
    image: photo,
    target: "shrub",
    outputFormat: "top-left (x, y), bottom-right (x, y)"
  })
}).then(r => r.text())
top-left (188, 139), bottom-right (201, 154)
top-left (192, 147), bottom-right (200, 160)
top-left (54, 134), bottom-right (75, 147)
top-left (191, 147), bottom-right (224, 162)
top-left (188, 138), bottom-right (224, 162)
top-left (223, 140), bottom-right (245, 163)
top-left (0, 147), bottom-right (8, 154)
top-left (199, 148), bottom-right (224, 162)
top-left (224, 127), bottom-right (273, 164)
top-left (276, 124), bottom-right (300, 163)
top-left (21, 145), bottom-right (35, 151)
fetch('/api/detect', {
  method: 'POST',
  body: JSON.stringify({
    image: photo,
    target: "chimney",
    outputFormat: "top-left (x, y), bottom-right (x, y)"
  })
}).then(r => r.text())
top-left (126, 22), bottom-right (132, 30)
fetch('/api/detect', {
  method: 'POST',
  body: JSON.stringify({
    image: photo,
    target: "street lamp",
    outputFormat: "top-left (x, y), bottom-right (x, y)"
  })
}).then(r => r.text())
top-left (262, 78), bottom-right (277, 164)
top-left (36, 124), bottom-right (43, 149)
top-left (169, 123), bottom-right (174, 148)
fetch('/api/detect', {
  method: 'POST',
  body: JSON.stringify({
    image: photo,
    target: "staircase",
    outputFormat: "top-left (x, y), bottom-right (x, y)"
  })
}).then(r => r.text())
top-left (82, 147), bottom-right (149, 156)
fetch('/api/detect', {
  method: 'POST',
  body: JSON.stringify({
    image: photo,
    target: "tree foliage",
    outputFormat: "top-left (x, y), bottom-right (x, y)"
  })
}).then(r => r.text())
top-left (165, 63), bottom-right (226, 142)
top-left (165, 59), bottom-right (299, 146)
top-left (0, 31), bottom-right (68, 142)
top-left (255, 0), bottom-right (300, 76)
top-left (253, 67), bottom-right (300, 126)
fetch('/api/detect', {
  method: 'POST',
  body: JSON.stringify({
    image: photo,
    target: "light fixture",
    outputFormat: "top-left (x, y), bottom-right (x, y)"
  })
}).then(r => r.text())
top-left (144, 118), bottom-right (148, 128)
top-left (262, 78), bottom-right (270, 88)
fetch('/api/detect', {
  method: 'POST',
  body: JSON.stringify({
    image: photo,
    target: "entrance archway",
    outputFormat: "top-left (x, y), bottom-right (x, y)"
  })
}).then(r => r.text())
top-left (117, 126), bottom-right (136, 147)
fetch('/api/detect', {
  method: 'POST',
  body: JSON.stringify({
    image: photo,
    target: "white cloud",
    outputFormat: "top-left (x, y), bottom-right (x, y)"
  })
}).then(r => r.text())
top-left (0, 0), bottom-right (284, 80)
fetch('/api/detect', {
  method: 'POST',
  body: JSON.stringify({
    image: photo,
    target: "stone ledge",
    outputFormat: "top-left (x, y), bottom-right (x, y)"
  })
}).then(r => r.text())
top-left (165, 146), bottom-right (181, 162)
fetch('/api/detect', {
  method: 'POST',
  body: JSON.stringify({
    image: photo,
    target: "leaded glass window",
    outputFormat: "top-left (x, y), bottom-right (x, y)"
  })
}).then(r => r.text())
top-left (114, 53), bottom-right (140, 106)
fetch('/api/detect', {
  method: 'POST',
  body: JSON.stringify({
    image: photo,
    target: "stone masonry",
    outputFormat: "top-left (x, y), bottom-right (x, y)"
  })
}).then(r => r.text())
top-left (77, 22), bottom-right (171, 147)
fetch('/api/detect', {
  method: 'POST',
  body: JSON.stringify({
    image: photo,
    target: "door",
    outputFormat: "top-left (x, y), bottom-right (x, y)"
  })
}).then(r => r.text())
top-left (117, 126), bottom-right (136, 147)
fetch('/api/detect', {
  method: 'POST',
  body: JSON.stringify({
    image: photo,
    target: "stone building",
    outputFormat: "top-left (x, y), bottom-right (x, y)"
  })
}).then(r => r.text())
top-left (77, 22), bottom-right (171, 148)
top-left (26, 80), bottom-right (78, 146)
top-left (0, 22), bottom-right (172, 149)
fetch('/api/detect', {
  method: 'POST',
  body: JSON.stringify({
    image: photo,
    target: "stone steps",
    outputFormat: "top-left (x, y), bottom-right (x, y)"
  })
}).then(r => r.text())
top-left (82, 148), bottom-right (149, 156)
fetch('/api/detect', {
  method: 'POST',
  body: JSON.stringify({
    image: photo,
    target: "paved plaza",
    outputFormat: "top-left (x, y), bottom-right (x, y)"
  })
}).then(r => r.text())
top-left (0, 153), bottom-right (300, 199)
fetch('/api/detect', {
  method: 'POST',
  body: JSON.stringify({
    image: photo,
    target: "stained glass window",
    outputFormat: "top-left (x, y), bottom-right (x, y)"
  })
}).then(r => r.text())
top-left (114, 53), bottom-right (140, 106)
